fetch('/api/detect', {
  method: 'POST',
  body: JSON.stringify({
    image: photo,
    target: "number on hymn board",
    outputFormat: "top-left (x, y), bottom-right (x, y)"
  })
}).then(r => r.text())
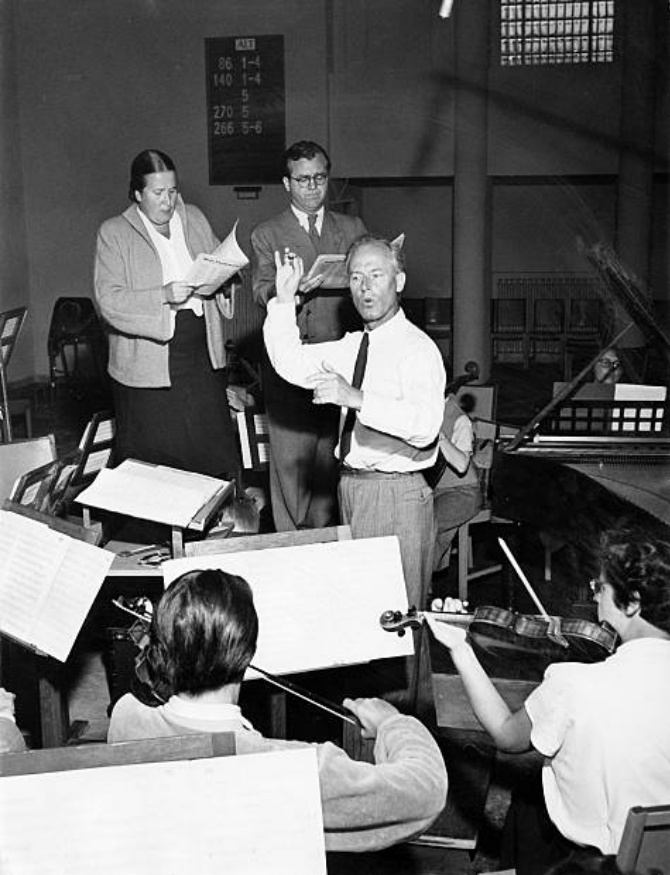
top-left (205, 35), bottom-right (285, 185)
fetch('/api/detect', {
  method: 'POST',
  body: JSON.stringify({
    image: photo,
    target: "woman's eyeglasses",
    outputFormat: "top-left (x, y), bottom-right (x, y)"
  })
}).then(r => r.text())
top-left (596, 358), bottom-right (621, 369)
top-left (589, 578), bottom-right (606, 595)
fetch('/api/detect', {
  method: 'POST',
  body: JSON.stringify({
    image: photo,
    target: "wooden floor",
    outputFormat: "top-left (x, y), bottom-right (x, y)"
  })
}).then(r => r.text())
top-left (8, 360), bottom-right (577, 875)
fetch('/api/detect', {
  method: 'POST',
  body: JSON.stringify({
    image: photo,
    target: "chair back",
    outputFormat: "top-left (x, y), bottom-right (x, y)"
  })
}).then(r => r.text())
top-left (616, 803), bottom-right (670, 874)
top-left (70, 411), bottom-right (116, 487)
top-left (0, 435), bottom-right (56, 504)
top-left (47, 297), bottom-right (103, 353)
top-left (236, 407), bottom-right (269, 472)
top-left (455, 384), bottom-right (497, 422)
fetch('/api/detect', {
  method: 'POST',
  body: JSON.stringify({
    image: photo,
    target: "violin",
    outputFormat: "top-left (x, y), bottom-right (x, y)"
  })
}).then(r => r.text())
top-left (380, 605), bottom-right (618, 682)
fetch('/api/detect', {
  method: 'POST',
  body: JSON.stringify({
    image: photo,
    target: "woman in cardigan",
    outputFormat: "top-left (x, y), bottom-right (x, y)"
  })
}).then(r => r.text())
top-left (94, 149), bottom-right (238, 478)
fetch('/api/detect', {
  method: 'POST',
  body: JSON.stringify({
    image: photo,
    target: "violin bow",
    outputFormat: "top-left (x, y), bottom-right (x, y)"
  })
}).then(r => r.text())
top-left (248, 666), bottom-right (358, 726)
top-left (112, 598), bottom-right (358, 727)
top-left (497, 537), bottom-right (551, 619)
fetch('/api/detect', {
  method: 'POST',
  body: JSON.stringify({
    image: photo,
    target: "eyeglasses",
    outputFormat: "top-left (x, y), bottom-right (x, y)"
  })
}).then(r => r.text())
top-left (290, 173), bottom-right (329, 188)
top-left (589, 578), bottom-right (606, 595)
top-left (596, 359), bottom-right (621, 369)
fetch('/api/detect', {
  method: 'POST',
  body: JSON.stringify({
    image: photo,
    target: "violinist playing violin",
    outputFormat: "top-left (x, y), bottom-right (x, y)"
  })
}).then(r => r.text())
top-left (428, 522), bottom-right (670, 875)
top-left (108, 567), bottom-right (447, 852)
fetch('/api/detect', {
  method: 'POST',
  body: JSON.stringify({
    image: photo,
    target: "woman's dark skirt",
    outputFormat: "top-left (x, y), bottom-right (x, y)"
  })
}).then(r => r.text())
top-left (112, 310), bottom-right (239, 480)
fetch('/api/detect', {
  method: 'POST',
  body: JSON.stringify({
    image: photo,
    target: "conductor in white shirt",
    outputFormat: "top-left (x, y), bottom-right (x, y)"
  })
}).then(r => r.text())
top-left (263, 235), bottom-right (446, 611)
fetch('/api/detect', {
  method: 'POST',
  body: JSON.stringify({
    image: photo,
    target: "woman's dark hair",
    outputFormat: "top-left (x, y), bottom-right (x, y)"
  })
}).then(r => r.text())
top-left (282, 140), bottom-right (331, 178)
top-left (599, 521), bottom-right (670, 633)
top-left (144, 568), bottom-right (258, 696)
top-left (128, 149), bottom-right (177, 201)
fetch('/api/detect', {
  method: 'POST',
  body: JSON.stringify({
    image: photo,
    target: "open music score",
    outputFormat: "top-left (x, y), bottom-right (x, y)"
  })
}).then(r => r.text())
top-left (0, 508), bottom-right (114, 661)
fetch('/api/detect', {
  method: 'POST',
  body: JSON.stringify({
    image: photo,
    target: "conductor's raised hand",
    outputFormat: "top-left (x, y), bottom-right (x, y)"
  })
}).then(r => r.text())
top-left (424, 611), bottom-right (469, 653)
top-left (274, 250), bottom-right (304, 303)
top-left (307, 362), bottom-right (363, 409)
top-left (163, 281), bottom-right (195, 305)
top-left (342, 697), bottom-right (399, 739)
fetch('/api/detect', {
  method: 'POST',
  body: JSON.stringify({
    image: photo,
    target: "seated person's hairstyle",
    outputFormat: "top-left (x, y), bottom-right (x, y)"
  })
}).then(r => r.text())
top-left (599, 522), bottom-right (670, 634)
top-left (144, 569), bottom-right (258, 697)
top-left (346, 234), bottom-right (406, 275)
top-left (282, 140), bottom-right (331, 177)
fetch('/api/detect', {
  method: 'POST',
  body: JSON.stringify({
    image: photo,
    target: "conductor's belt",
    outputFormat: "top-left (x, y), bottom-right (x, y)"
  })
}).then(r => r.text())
top-left (339, 466), bottom-right (425, 479)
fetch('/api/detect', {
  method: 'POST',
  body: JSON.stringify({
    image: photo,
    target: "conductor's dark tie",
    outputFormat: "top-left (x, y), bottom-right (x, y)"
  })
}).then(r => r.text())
top-left (339, 331), bottom-right (369, 464)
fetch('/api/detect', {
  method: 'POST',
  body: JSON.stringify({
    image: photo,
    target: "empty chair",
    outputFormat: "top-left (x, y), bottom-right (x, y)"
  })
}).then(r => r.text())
top-left (47, 297), bottom-right (106, 398)
top-left (617, 803), bottom-right (670, 875)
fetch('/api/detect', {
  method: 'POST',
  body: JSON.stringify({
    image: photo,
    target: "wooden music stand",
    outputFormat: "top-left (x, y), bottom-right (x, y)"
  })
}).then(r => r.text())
top-left (0, 732), bottom-right (236, 777)
top-left (0, 307), bottom-right (28, 443)
top-left (0, 735), bottom-right (327, 875)
top-left (185, 525), bottom-right (361, 750)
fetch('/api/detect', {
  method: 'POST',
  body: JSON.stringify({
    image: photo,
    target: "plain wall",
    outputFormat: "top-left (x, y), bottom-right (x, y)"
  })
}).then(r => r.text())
top-left (3, 0), bottom-right (668, 381)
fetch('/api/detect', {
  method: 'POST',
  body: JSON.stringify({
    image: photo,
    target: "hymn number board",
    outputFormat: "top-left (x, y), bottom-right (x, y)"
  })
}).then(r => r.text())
top-left (206, 36), bottom-right (285, 185)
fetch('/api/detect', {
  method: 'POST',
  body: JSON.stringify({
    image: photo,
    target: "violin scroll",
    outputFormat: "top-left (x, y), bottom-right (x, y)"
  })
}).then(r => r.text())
top-left (380, 601), bottom-right (472, 636)
top-left (379, 607), bottom-right (424, 636)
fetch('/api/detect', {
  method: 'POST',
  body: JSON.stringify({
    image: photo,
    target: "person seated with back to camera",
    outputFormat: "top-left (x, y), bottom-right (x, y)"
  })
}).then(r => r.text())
top-left (429, 520), bottom-right (670, 875)
top-left (432, 392), bottom-right (482, 594)
top-left (107, 568), bottom-right (447, 852)
top-left (0, 688), bottom-right (27, 753)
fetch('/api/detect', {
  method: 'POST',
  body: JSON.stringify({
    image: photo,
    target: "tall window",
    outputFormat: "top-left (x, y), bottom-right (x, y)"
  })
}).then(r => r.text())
top-left (500, 1), bottom-right (614, 66)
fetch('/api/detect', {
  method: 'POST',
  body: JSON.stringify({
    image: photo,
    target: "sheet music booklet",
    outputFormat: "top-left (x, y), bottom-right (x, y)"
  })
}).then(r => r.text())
top-left (185, 220), bottom-right (249, 297)
top-left (305, 233), bottom-right (405, 290)
top-left (0, 508), bottom-right (114, 661)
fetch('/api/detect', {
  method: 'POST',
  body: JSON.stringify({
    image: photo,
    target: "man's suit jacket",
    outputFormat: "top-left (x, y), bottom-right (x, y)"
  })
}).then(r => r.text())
top-left (251, 207), bottom-right (367, 345)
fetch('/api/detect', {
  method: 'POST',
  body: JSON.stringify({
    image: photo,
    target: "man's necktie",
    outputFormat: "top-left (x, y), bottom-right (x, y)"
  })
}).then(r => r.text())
top-left (307, 213), bottom-right (320, 245)
top-left (339, 332), bottom-right (369, 465)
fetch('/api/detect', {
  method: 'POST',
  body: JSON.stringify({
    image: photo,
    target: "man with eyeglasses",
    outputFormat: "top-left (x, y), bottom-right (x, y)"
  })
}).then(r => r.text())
top-left (593, 346), bottom-right (624, 384)
top-left (429, 522), bottom-right (670, 875)
top-left (252, 140), bottom-right (367, 532)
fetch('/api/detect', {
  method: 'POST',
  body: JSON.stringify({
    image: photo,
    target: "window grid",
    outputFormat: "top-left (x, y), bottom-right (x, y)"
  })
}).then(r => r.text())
top-left (500, 1), bottom-right (614, 67)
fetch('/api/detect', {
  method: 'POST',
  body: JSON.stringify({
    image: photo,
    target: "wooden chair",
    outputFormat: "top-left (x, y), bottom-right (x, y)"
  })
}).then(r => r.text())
top-left (616, 803), bottom-right (670, 874)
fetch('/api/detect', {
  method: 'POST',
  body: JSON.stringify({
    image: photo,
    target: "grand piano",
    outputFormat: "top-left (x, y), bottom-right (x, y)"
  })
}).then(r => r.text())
top-left (491, 244), bottom-right (670, 574)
